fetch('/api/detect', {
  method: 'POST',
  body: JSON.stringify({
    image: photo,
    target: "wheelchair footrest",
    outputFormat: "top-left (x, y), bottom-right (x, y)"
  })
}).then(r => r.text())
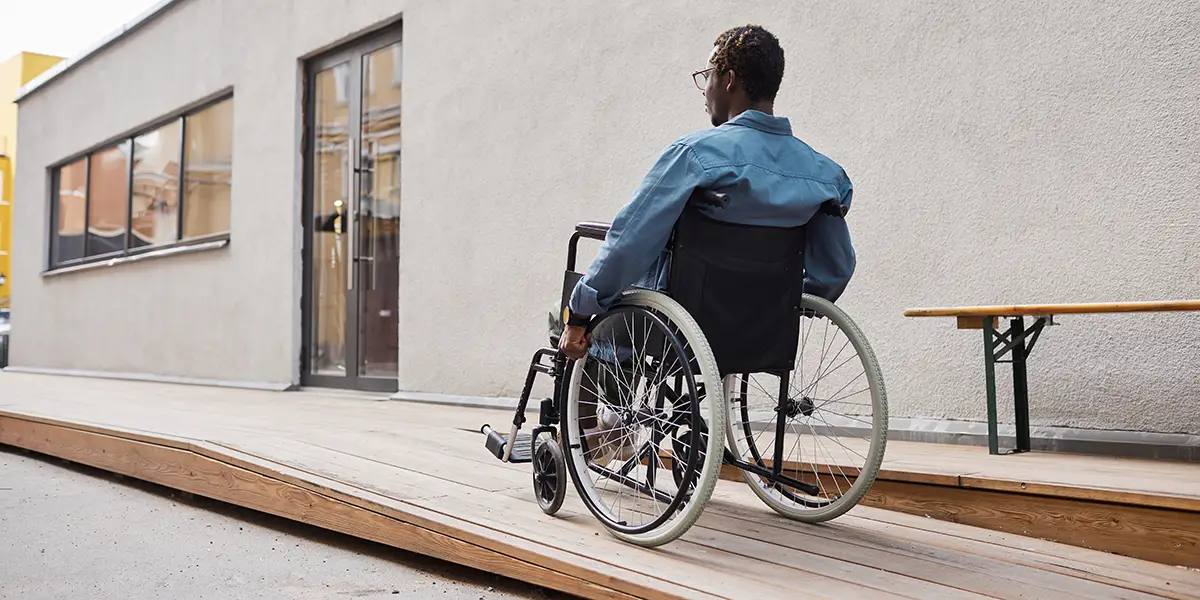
top-left (482, 424), bottom-right (534, 463)
top-left (507, 433), bottom-right (534, 462)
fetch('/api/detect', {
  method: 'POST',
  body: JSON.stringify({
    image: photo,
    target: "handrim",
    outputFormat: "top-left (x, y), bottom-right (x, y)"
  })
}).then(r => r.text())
top-left (561, 289), bottom-right (726, 547)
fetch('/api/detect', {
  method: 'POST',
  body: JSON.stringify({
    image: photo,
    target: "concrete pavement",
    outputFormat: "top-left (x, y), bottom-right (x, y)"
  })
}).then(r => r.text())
top-left (0, 447), bottom-right (573, 600)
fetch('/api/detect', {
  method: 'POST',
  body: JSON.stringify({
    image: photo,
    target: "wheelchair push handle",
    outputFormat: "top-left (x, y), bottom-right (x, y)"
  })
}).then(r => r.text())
top-left (691, 189), bottom-right (729, 209)
top-left (574, 222), bottom-right (611, 241)
top-left (567, 189), bottom-right (730, 271)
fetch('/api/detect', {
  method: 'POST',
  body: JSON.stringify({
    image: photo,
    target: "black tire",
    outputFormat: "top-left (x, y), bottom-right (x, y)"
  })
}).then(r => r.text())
top-left (533, 436), bottom-right (567, 516)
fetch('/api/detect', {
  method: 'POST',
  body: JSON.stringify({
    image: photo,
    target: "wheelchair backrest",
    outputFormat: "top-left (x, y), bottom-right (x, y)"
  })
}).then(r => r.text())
top-left (668, 192), bottom-right (807, 377)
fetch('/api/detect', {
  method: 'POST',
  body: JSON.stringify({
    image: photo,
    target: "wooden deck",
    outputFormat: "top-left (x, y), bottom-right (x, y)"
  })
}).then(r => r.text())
top-left (1, 372), bottom-right (1198, 599)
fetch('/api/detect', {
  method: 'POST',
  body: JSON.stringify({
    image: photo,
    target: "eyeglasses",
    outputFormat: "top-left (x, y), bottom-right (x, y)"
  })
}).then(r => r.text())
top-left (692, 67), bottom-right (716, 90)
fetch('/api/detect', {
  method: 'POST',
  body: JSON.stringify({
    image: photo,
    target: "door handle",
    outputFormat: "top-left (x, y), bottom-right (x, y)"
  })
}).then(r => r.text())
top-left (345, 136), bottom-right (357, 291)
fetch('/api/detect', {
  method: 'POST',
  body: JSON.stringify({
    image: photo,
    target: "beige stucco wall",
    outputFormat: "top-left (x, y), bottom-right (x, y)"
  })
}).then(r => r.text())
top-left (13, 1), bottom-right (1200, 434)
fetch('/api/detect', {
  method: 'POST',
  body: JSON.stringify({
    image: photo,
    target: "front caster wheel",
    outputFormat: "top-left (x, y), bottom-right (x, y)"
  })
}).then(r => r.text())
top-left (533, 437), bottom-right (567, 515)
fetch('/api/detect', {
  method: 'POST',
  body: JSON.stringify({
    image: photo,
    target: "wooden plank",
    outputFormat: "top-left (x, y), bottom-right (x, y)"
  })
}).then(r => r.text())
top-left (956, 316), bottom-right (999, 330)
top-left (856, 477), bottom-right (1200, 568)
top-left (701, 440), bottom-right (1200, 513)
top-left (669, 453), bottom-right (964, 488)
top-left (705, 488), bottom-right (1200, 600)
top-left (845, 508), bottom-right (1200, 599)
top-left (641, 513), bottom-right (981, 598)
top-left (503, 488), bottom-right (975, 600)
top-left (709, 458), bottom-right (1200, 566)
top-left (959, 475), bottom-right (1200, 513)
top-left (696, 499), bottom-right (1103, 600)
top-left (904, 299), bottom-right (1200, 318)
top-left (0, 416), bottom-right (642, 600)
top-left (552, 473), bottom-right (1177, 600)
top-left (0, 408), bottom-right (205, 450)
top-left (868, 440), bottom-right (1200, 507)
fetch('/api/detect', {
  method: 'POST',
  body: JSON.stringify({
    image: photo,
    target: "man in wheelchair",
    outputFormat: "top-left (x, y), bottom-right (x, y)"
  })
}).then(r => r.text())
top-left (488, 23), bottom-right (883, 547)
top-left (553, 24), bottom-right (857, 465)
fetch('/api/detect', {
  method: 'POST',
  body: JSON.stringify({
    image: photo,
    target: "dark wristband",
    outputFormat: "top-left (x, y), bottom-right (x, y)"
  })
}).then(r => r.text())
top-left (566, 311), bottom-right (592, 327)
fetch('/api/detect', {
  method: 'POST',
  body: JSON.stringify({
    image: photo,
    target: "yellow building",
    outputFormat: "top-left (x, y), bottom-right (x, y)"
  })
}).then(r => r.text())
top-left (0, 154), bottom-right (10, 308)
top-left (0, 52), bottom-right (64, 308)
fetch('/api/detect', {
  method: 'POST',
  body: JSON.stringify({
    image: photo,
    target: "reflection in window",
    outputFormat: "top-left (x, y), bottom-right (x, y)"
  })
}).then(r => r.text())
top-left (310, 66), bottom-right (349, 375)
top-left (357, 43), bottom-right (403, 378)
top-left (182, 99), bottom-right (233, 238)
top-left (334, 63), bottom-right (349, 104)
top-left (131, 120), bottom-right (181, 247)
top-left (391, 44), bottom-right (402, 86)
top-left (52, 158), bottom-right (87, 264)
top-left (86, 142), bottom-right (131, 256)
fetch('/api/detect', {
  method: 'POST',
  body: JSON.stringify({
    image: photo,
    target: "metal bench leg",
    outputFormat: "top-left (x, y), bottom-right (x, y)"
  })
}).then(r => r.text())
top-left (983, 315), bottom-right (1046, 455)
top-left (983, 317), bottom-right (1000, 455)
top-left (1011, 317), bottom-right (1032, 453)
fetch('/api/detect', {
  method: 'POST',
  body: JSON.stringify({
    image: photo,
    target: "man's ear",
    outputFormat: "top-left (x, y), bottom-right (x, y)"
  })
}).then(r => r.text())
top-left (724, 70), bottom-right (738, 93)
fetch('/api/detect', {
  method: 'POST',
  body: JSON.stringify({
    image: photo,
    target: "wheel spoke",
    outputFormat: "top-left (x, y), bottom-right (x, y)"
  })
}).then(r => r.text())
top-left (564, 297), bottom-right (724, 542)
top-left (726, 296), bottom-right (884, 519)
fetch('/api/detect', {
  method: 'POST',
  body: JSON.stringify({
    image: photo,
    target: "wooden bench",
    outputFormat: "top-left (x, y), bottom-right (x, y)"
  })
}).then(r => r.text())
top-left (904, 300), bottom-right (1200, 455)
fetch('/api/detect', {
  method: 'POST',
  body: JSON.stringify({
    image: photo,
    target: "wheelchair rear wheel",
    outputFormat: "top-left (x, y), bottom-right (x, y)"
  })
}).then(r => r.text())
top-left (724, 293), bottom-right (888, 523)
top-left (561, 290), bottom-right (725, 547)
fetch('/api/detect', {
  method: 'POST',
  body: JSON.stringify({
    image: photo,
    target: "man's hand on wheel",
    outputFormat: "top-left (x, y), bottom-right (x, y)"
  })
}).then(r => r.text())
top-left (559, 324), bottom-right (591, 360)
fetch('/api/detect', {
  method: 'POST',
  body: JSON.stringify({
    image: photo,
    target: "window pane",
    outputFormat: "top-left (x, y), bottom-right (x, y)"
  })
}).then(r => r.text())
top-left (182, 99), bottom-right (232, 239)
top-left (334, 64), bottom-right (349, 104)
top-left (391, 44), bottom-right (402, 86)
top-left (358, 43), bottom-right (402, 378)
top-left (52, 158), bottom-right (87, 264)
top-left (309, 64), bottom-right (350, 376)
top-left (86, 142), bottom-right (131, 256)
top-left (131, 120), bottom-right (181, 247)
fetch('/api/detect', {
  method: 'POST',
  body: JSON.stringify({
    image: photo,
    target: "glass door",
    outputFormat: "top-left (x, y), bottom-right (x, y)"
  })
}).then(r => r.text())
top-left (303, 28), bottom-right (402, 392)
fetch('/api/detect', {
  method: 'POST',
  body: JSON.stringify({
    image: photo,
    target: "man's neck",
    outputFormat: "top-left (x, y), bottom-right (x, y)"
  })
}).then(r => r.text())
top-left (726, 101), bottom-right (775, 121)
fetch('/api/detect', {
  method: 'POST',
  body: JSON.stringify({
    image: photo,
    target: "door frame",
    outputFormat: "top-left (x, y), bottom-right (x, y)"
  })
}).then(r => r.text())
top-left (300, 24), bottom-right (403, 393)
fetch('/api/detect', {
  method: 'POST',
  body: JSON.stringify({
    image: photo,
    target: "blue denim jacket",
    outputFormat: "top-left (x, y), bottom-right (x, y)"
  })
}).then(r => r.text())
top-left (569, 110), bottom-right (856, 316)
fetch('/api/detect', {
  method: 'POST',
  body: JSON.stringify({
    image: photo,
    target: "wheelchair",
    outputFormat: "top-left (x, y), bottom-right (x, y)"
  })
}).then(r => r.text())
top-left (482, 189), bottom-right (888, 547)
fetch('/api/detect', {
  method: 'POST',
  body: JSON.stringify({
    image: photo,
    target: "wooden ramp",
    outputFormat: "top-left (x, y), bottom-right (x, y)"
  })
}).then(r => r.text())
top-left (1, 373), bottom-right (1197, 599)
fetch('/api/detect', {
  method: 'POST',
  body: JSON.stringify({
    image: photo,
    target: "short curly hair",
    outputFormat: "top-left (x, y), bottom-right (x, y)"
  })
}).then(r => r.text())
top-left (710, 25), bottom-right (785, 102)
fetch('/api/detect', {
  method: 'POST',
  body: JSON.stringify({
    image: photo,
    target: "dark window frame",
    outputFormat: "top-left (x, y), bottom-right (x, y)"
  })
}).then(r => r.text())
top-left (48, 156), bottom-right (89, 266)
top-left (45, 90), bottom-right (234, 272)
